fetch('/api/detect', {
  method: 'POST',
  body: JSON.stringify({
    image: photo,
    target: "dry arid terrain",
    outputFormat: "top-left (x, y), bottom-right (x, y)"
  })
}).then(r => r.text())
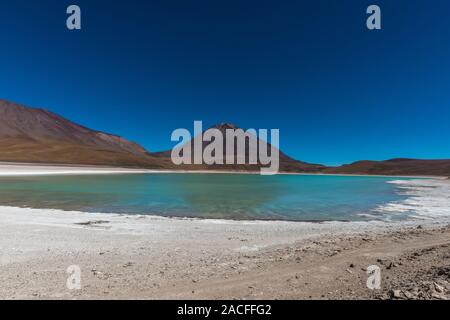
top-left (0, 206), bottom-right (448, 300)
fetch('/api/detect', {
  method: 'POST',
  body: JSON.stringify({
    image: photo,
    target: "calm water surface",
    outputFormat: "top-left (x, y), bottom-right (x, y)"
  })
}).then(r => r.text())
top-left (0, 174), bottom-right (412, 221)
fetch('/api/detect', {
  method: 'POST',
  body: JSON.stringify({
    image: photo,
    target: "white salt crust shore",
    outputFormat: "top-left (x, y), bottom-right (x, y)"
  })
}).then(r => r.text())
top-left (1, 203), bottom-right (448, 300)
top-left (0, 163), bottom-right (162, 176)
top-left (0, 205), bottom-right (426, 273)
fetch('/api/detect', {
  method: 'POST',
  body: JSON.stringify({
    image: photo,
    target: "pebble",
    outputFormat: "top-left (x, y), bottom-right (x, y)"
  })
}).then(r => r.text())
top-left (391, 290), bottom-right (402, 298)
top-left (434, 283), bottom-right (445, 293)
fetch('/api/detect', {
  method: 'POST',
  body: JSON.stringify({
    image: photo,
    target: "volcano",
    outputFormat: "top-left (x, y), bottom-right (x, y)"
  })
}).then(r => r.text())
top-left (152, 122), bottom-right (325, 173)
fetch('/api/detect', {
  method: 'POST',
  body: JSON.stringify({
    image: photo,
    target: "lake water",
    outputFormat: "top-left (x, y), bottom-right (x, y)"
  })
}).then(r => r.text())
top-left (0, 173), bottom-right (416, 221)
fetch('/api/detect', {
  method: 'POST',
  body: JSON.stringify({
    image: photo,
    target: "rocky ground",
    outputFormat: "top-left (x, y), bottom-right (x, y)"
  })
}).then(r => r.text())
top-left (371, 230), bottom-right (449, 300)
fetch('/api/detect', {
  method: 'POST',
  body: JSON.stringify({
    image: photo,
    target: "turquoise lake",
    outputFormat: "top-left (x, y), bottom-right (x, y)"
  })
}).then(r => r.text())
top-left (0, 174), bottom-right (412, 221)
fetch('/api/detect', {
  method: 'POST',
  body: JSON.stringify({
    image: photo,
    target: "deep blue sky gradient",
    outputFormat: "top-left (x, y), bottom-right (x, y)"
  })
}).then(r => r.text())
top-left (1, 0), bottom-right (449, 165)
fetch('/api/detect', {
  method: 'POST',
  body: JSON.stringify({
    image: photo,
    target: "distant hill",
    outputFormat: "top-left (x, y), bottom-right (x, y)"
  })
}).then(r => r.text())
top-left (0, 99), bottom-right (172, 168)
top-left (324, 158), bottom-right (450, 176)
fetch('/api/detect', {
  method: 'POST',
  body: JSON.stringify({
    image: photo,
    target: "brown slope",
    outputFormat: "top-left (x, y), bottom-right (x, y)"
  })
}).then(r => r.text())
top-left (0, 99), bottom-right (148, 155)
top-left (152, 123), bottom-right (324, 172)
top-left (0, 99), bottom-right (172, 168)
top-left (324, 158), bottom-right (450, 176)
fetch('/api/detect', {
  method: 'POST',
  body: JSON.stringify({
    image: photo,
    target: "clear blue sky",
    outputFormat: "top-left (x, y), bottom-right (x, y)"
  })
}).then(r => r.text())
top-left (1, 0), bottom-right (449, 165)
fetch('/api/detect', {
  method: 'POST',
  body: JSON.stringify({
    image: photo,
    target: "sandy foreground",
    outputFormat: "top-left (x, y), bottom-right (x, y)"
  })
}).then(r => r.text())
top-left (0, 207), bottom-right (449, 300)
top-left (0, 164), bottom-right (449, 300)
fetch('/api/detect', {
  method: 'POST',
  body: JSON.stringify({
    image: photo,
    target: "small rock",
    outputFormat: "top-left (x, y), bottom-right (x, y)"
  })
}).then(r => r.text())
top-left (434, 283), bottom-right (445, 293)
top-left (403, 291), bottom-right (415, 299)
top-left (391, 290), bottom-right (402, 299)
top-left (431, 293), bottom-right (446, 300)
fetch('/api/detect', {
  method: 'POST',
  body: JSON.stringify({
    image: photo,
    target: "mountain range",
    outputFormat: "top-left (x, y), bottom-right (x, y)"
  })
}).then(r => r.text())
top-left (1, 99), bottom-right (449, 176)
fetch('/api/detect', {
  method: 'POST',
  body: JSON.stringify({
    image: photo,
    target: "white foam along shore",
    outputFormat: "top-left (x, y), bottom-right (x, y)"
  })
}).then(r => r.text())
top-left (374, 179), bottom-right (450, 220)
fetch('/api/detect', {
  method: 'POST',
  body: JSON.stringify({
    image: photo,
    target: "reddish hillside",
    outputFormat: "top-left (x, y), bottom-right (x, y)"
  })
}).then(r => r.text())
top-left (324, 158), bottom-right (450, 176)
top-left (0, 99), bottom-right (172, 168)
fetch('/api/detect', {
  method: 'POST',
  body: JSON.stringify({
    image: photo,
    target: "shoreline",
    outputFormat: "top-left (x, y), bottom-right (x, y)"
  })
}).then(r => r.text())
top-left (0, 162), bottom-right (445, 179)
top-left (2, 203), bottom-right (448, 227)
